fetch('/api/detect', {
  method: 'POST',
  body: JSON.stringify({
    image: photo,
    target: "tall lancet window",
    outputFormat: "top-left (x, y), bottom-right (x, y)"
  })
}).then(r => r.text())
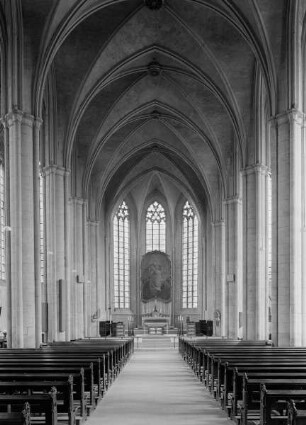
top-left (182, 201), bottom-right (198, 308)
top-left (0, 135), bottom-right (5, 281)
top-left (146, 201), bottom-right (166, 252)
top-left (113, 201), bottom-right (130, 309)
top-left (39, 169), bottom-right (45, 285)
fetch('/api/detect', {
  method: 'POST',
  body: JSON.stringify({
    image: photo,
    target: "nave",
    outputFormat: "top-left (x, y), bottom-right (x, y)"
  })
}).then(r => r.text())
top-left (87, 347), bottom-right (229, 425)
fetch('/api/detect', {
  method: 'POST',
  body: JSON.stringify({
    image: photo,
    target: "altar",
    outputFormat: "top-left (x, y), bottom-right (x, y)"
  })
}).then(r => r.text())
top-left (142, 305), bottom-right (170, 334)
top-left (142, 317), bottom-right (170, 334)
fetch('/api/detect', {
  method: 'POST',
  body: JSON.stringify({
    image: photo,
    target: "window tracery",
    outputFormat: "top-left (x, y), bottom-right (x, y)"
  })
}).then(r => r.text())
top-left (113, 201), bottom-right (130, 309)
top-left (146, 201), bottom-right (166, 252)
top-left (182, 201), bottom-right (198, 308)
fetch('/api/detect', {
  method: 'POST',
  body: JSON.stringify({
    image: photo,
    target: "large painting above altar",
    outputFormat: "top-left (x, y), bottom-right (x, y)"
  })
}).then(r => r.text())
top-left (141, 251), bottom-right (171, 303)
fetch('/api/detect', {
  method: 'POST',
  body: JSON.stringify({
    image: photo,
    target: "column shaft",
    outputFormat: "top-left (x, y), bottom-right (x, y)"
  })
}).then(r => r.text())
top-left (44, 165), bottom-right (68, 341)
top-left (5, 111), bottom-right (38, 347)
top-left (33, 119), bottom-right (43, 347)
top-left (213, 220), bottom-right (225, 337)
top-left (272, 110), bottom-right (304, 346)
top-left (64, 172), bottom-right (71, 340)
top-left (225, 197), bottom-right (243, 339)
top-left (289, 112), bottom-right (303, 346)
top-left (88, 220), bottom-right (99, 337)
top-left (83, 202), bottom-right (89, 336)
top-left (70, 198), bottom-right (85, 339)
top-left (243, 165), bottom-right (268, 340)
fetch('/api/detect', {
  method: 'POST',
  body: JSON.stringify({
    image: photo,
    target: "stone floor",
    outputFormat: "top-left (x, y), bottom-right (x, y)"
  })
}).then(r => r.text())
top-left (87, 348), bottom-right (231, 425)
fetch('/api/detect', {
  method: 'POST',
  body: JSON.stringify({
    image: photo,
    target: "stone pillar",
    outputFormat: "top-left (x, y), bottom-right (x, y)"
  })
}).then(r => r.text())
top-left (270, 119), bottom-right (278, 345)
top-left (33, 118), bottom-right (43, 347)
top-left (70, 197), bottom-right (85, 339)
top-left (87, 220), bottom-right (99, 337)
top-left (96, 209), bottom-right (107, 323)
top-left (225, 196), bottom-right (243, 339)
top-left (82, 202), bottom-right (89, 337)
top-left (289, 112), bottom-right (303, 347)
top-left (213, 220), bottom-right (226, 337)
top-left (44, 165), bottom-right (69, 342)
top-left (105, 229), bottom-right (111, 324)
top-left (3, 111), bottom-right (39, 347)
top-left (271, 110), bottom-right (303, 346)
top-left (243, 165), bottom-right (269, 340)
top-left (64, 171), bottom-right (72, 341)
top-left (302, 116), bottom-right (306, 345)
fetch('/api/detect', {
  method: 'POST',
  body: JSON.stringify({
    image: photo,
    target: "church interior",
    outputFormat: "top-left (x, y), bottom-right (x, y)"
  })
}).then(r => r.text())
top-left (0, 0), bottom-right (306, 423)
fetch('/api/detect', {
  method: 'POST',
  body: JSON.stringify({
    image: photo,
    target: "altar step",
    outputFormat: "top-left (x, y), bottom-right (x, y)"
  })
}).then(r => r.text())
top-left (134, 327), bottom-right (178, 336)
top-left (135, 335), bottom-right (178, 350)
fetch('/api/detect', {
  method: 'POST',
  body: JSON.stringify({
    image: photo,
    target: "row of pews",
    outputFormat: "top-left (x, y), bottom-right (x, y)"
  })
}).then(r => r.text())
top-left (180, 337), bottom-right (306, 425)
top-left (0, 337), bottom-right (134, 424)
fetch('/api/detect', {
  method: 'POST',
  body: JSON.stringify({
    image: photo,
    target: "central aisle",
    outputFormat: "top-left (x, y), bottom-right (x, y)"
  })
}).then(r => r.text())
top-left (87, 348), bottom-right (231, 425)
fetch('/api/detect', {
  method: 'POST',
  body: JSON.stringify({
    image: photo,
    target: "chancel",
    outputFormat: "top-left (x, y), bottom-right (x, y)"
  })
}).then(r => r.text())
top-left (0, 1), bottom-right (306, 424)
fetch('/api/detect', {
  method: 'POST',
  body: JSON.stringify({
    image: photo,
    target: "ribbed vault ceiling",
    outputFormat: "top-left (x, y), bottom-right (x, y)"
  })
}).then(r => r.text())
top-left (22, 0), bottom-right (287, 219)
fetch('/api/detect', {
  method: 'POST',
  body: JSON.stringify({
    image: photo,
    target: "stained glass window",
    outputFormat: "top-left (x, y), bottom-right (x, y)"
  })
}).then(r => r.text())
top-left (113, 201), bottom-right (130, 309)
top-left (146, 201), bottom-right (166, 252)
top-left (182, 201), bottom-right (198, 308)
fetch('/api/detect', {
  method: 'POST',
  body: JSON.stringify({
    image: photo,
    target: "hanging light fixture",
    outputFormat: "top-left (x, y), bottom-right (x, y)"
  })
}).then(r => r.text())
top-left (144, 0), bottom-right (164, 10)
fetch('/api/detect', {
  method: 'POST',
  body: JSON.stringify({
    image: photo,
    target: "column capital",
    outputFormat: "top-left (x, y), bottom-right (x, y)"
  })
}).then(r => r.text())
top-left (87, 219), bottom-right (99, 227)
top-left (224, 195), bottom-right (242, 206)
top-left (1, 109), bottom-right (23, 127)
top-left (242, 164), bottom-right (271, 177)
top-left (33, 117), bottom-right (43, 129)
top-left (212, 219), bottom-right (225, 227)
top-left (0, 109), bottom-right (42, 129)
top-left (270, 108), bottom-right (305, 127)
top-left (69, 197), bottom-right (87, 206)
top-left (43, 164), bottom-right (70, 177)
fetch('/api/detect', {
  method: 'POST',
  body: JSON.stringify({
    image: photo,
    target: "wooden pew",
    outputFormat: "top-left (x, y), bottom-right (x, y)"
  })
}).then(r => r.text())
top-left (205, 351), bottom-right (306, 409)
top-left (0, 388), bottom-right (57, 425)
top-left (0, 346), bottom-right (123, 399)
top-left (181, 337), bottom-right (306, 424)
top-left (222, 358), bottom-right (306, 399)
top-left (239, 378), bottom-right (306, 425)
top-left (231, 371), bottom-right (306, 420)
top-left (260, 385), bottom-right (306, 425)
top-left (1, 338), bottom-right (133, 378)
top-left (0, 377), bottom-right (75, 425)
top-left (205, 348), bottom-right (306, 388)
top-left (3, 345), bottom-right (122, 391)
top-left (44, 338), bottom-right (133, 376)
top-left (223, 362), bottom-right (306, 413)
top-left (0, 402), bottom-right (31, 425)
top-left (179, 338), bottom-right (270, 372)
top-left (287, 399), bottom-right (306, 425)
top-left (0, 351), bottom-right (105, 397)
top-left (186, 342), bottom-right (273, 381)
top-left (191, 348), bottom-right (306, 401)
top-left (0, 338), bottom-right (133, 422)
top-left (42, 347), bottom-right (118, 384)
top-left (0, 367), bottom-right (88, 420)
top-left (0, 360), bottom-right (96, 411)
